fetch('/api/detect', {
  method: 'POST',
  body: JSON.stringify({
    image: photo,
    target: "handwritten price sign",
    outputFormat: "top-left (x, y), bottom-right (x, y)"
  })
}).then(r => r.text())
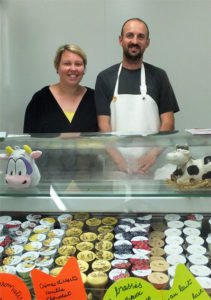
top-left (0, 273), bottom-right (31, 300)
top-left (103, 277), bottom-right (161, 300)
top-left (31, 257), bottom-right (87, 300)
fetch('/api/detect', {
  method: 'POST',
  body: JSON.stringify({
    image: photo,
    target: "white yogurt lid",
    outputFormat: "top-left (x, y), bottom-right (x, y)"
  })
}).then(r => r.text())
top-left (3, 255), bottom-right (21, 266)
top-left (47, 229), bottom-right (65, 238)
top-left (29, 234), bottom-right (46, 242)
top-left (111, 259), bottom-right (129, 267)
top-left (186, 235), bottom-right (204, 245)
top-left (196, 277), bottom-right (211, 289)
top-left (43, 238), bottom-right (61, 247)
top-left (109, 268), bottom-right (129, 280)
top-left (5, 245), bottom-right (23, 255)
top-left (131, 236), bottom-right (148, 242)
top-left (190, 265), bottom-right (211, 277)
top-left (16, 262), bottom-right (35, 273)
top-left (168, 265), bottom-right (177, 277)
top-left (206, 236), bottom-right (211, 244)
top-left (192, 214), bottom-right (203, 221)
top-left (165, 236), bottom-right (184, 246)
top-left (137, 215), bottom-right (152, 221)
top-left (164, 214), bottom-right (181, 222)
top-left (187, 245), bottom-right (206, 255)
top-left (167, 221), bottom-right (184, 229)
top-left (39, 246), bottom-right (57, 256)
top-left (21, 251), bottom-right (40, 262)
top-left (24, 241), bottom-right (42, 251)
top-left (0, 216), bottom-right (12, 224)
top-left (164, 228), bottom-right (182, 236)
top-left (134, 223), bottom-right (150, 230)
top-left (132, 269), bottom-right (152, 277)
top-left (188, 254), bottom-right (209, 265)
top-left (132, 248), bottom-right (151, 256)
top-left (166, 254), bottom-right (186, 265)
top-left (57, 214), bottom-right (73, 223)
top-left (120, 218), bottom-right (135, 224)
top-left (35, 256), bottom-right (54, 267)
top-left (0, 265), bottom-right (16, 274)
top-left (183, 227), bottom-right (200, 236)
top-left (164, 245), bottom-right (183, 255)
top-left (114, 240), bottom-right (132, 249)
top-left (114, 253), bottom-right (132, 260)
top-left (184, 220), bottom-right (201, 228)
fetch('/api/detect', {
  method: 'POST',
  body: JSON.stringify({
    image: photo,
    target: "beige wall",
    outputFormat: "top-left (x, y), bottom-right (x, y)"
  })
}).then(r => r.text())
top-left (0, 0), bottom-right (210, 133)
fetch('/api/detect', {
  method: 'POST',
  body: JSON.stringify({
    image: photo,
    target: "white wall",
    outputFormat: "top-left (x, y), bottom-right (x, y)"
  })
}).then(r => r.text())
top-left (0, 0), bottom-right (210, 133)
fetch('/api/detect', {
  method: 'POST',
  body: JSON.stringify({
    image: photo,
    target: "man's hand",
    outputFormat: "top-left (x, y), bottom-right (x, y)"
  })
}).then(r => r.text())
top-left (136, 147), bottom-right (163, 174)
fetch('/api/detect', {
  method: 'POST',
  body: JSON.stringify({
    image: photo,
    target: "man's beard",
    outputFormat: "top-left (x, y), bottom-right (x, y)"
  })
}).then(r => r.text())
top-left (123, 44), bottom-right (143, 62)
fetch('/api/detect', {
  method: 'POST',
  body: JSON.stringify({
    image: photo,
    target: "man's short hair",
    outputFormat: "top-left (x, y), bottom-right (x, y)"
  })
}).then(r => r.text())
top-left (121, 18), bottom-right (150, 39)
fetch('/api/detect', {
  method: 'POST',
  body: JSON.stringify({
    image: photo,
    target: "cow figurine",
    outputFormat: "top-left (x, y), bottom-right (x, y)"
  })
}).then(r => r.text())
top-left (0, 145), bottom-right (42, 188)
top-left (166, 145), bottom-right (211, 185)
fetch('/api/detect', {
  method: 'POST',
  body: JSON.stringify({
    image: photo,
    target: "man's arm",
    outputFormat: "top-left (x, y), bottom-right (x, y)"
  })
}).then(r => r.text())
top-left (97, 115), bottom-right (111, 132)
top-left (160, 111), bottom-right (175, 131)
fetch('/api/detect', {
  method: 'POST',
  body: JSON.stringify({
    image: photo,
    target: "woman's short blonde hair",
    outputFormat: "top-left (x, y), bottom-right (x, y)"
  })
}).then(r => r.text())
top-left (54, 44), bottom-right (87, 69)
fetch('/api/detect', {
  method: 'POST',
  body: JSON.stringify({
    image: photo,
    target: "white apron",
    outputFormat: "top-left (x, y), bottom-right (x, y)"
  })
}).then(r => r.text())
top-left (109, 63), bottom-right (161, 170)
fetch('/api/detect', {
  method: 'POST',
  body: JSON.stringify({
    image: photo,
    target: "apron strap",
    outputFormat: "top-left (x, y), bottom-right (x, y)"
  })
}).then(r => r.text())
top-left (114, 62), bottom-right (147, 99)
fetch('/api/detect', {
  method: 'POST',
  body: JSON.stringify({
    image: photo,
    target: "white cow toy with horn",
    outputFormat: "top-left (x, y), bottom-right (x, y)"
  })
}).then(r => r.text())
top-left (0, 145), bottom-right (42, 188)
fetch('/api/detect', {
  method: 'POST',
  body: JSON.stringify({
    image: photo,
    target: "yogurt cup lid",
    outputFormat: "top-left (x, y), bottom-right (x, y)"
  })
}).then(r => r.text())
top-left (109, 268), bottom-right (130, 281)
top-left (47, 229), bottom-right (65, 238)
top-left (40, 217), bottom-right (56, 226)
top-left (187, 245), bottom-right (206, 255)
top-left (0, 265), bottom-right (16, 274)
top-left (167, 221), bottom-right (184, 229)
top-left (24, 241), bottom-right (42, 251)
top-left (21, 251), bottom-right (39, 262)
top-left (183, 227), bottom-right (200, 236)
top-left (26, 214), bottom-right (42, 223)
top-left (164, 214), bottom-right (181, 221)
top-left (131, 236), bottom-right (148, 242)
top-left (206, 236), bottom-right (211, 244)
top-left (132, 269), bottom-right (152, 277)
top-left (57, 214), bottom-right (73, 223)
top-left (5, 245), bottom-right (23, 256)
top-left (3, 255), bottom-right (22, 266)
top-left (165, 236), bottom-right (183, 245)
top-left (190, 265), bottom-right (211, 277)
top-left (166, 254), bottom-right (186, 265)
top-left (164, 228), bottom-right (182, 236)
top-left (168, 265), bottom-right (177, 277)
top-left (184, 220), bottom-right (201, 228)
top-left (164, 245), bottom-right (183, 255)
top-left (16, 262), bottom-right (35, 273)
top-left (33, 225), bottom-right (50, 234)
top-left (137, 215), bottom-right (152, 221)
top-left (29, 234), bottom-right (46, 242)
top-left (0, 246), bottom-right (4, 254)
top-left (188, 254), bottom-right (209, 265)
top-left (0, 216), bottom-right (12, 224)
top-left (196, 277), bottom-right (211, 289)
top-left (186, 235), bottom-right (204, 245)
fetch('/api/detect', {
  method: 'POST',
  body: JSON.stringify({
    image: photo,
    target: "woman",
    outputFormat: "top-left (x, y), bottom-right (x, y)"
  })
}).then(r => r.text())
top-left (23, 44), bottom-right (98, 133)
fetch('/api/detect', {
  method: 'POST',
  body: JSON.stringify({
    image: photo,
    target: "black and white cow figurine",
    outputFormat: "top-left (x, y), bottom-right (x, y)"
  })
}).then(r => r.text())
top-left (0, 145), bottom-right (42, 188)
top-left (166, 145), bottom-right (211, 184)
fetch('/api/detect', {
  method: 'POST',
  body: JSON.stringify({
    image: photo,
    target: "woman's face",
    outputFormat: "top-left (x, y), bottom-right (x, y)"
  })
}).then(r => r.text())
top-left (57, 50), bottom-right (85, 86)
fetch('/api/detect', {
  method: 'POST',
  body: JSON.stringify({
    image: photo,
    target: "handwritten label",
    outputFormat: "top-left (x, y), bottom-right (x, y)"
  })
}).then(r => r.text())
top-left (103, 277), bottom-right (162, 300)
top-left (0, 273), bottom-right (31, 300)
top-left (160, 264), bottom-right (210, 300)
top-left (31, 257), bottom-right (87, 300)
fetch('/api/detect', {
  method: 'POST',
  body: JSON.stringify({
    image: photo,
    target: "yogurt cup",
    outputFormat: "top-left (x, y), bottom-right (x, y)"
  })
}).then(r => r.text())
top-left (0, 224), bottom-right (3, 235)
top-left (40, 217), bottom-right (56, 228)
top-left (187, 214), bottom-right (203, 224)
top-left (190, 265), bottom-right (211, 277)
top-left (186, 235), bottom-right (204, 246)
top-left (184, 220), bottom-right (201, 229)
top-left (43, 238), bottom-right (61, 249)
top-left (5, 245), bottom-right (23, 256)
top-left (195, 277), bottom-right (211, 296)
top-left (186, 245), bottom-right (206, 256)
top-left (164, 228), bottom-right (182, 237)
top-left (21, 251), bottom-right (39, 262)
top-left (168, 265), bottom-right (177, 278)
top-left (136, 214), bottom-right (152, 221)
top-left (109, 268), bottom-right (130, 282)
top-left (206, 236), bottom-right (211, 255)
top-left (47, 229), bottom-right (65, 239)
top-left (164, 245), bottom-right (183, 255)
top-left (24, 241), bottom-right (42, 252)
top-left (164, 214), bottom-right (181, 222)
top-left (167, 221), bottom-right (184, 229)
top-left (33, 225), bottom-right (50, 235)
top-left (16, 262), bottom-right (35, 278)
top-left (0, 245), bottom-right (4, 257)
top-left (57, 214), bottom-right (73, 229)
top-left (12, 236), bottom-right (28, 246)
top-left (183, 227), bottom-right (200, 237)
top-left (0, 265), bottom-right (16, 275)
top-left (0, 215), bottom-right (12, 225)
top-left (39, 246), bottom-right (57, 257)
top-left (35, 255), bottom-right (54, 269)
top-left (29, 234), bottom-right (46, 242)
top-left (3, 255), bottom-right (21, 266)
top-left (188, 254), bottom-right (209, 266)
top-left (166, 254), bottom-right (186, 266)
top-left (15, 229), bottom-right (31, 238)
top-left (21, 221), bottom-right (36, 231)
top-left (132, 269), bottom-right (152, 280)
top-left (165, 236), bottom-right (183, 246)
top-left (26, 214), bottom-right (42, 224)
top-left (5, 220), bottom-right (21, 234)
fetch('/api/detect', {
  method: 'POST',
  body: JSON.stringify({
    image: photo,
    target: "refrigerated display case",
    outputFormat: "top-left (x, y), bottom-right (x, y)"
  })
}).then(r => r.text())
top-left (0, 131), bottom-right (210, 299)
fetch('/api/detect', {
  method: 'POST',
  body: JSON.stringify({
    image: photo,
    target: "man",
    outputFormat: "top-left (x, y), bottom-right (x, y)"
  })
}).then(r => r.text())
top-left (95, 18), bottom-right (179, 174)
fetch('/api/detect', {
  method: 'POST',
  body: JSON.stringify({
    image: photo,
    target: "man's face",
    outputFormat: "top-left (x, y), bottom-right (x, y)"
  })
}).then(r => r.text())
top-left (119, 20), bottom-right (150, 62)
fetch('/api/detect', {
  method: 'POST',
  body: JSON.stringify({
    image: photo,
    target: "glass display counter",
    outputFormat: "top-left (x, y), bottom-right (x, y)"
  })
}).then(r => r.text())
top-left (0, 131), bottom-right (210, 299)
